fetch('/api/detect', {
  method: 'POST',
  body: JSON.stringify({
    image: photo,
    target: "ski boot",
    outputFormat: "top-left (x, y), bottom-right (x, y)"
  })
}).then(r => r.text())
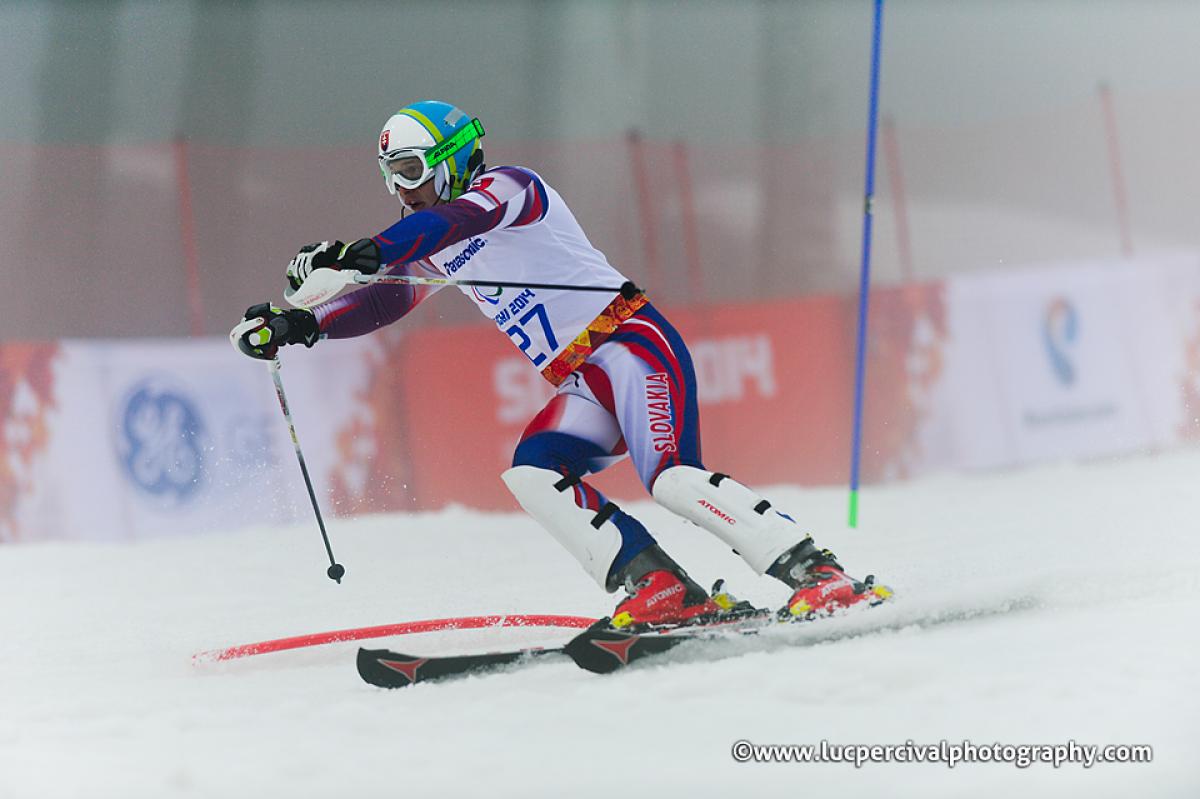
top-left (768, 537), bottom-right (893, 620)
top-left (608, 545), bottom-right (750, 630)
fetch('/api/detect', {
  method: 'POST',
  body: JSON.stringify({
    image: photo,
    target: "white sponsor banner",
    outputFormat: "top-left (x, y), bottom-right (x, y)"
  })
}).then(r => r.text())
top-left (939, 254), bottom-right (1199, 470)
top-left (1155, 255), bottom-right (1200, 443)
top-left (8, 336), bottom-right (377, 542)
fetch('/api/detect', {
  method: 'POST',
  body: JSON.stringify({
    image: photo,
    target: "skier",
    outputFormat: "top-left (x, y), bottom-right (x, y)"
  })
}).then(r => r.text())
top-left (231, 100), bottom-right (889, 627)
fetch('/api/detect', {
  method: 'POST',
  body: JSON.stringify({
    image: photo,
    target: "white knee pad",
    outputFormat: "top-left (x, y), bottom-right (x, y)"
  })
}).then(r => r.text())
top-left (501, 466), bottom-right (623, 588)
top-left (652, 465), bottom-right (804, 574)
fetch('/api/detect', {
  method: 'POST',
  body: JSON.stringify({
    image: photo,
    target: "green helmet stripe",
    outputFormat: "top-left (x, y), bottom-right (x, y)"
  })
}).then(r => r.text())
top-left (425, 118), bottom-right (486, 168)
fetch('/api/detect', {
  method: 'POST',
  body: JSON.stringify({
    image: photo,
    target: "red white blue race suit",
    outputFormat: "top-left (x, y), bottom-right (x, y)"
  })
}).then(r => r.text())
top-left (313, 166), bottom-right (702, 576)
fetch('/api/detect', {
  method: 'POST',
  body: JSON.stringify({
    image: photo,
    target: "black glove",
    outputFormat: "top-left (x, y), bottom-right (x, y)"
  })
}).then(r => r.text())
top-left (285, 238), bottom-right (381, 291)
top-left (229, 303), bottom-right (320, 360)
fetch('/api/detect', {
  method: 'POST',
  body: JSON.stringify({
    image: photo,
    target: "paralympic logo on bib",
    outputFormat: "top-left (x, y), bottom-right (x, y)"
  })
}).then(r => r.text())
top-left (472, 284), bottom-right (503, 305)
top-left (115, 379), bottom-right (206, 506)
top-left (1042, 297), bottom-right (1078, 386)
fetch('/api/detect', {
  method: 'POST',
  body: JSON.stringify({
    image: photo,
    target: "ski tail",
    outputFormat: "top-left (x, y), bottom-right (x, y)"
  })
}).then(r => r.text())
top-left (357, 646), bottom-right (558, 688)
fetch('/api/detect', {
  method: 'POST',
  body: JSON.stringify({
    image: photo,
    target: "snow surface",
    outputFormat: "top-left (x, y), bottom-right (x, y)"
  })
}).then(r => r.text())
top-left (3, 450), bottom-right (1200, 798)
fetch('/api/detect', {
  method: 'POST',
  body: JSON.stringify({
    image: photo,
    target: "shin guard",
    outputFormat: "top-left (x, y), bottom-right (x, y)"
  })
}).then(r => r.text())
top-left (652, 465), bottom-right (805, 575)
top-left (501, 466), bottom-right (623, 588)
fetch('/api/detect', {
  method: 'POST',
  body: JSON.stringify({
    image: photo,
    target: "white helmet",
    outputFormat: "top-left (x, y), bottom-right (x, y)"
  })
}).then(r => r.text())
top-left (377, 100), bottom-right (485, 203)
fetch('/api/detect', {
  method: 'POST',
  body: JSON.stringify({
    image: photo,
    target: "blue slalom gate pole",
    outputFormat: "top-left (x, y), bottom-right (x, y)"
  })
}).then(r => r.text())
top-left (848, 0), bottom-right (885, 528)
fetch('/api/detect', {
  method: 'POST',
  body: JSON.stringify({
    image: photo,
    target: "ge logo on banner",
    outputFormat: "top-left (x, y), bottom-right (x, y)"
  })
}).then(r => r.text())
top-left (116, 380), bottom-right (206, 505)
top-left (1042, 297), bottom-right (1078, 386)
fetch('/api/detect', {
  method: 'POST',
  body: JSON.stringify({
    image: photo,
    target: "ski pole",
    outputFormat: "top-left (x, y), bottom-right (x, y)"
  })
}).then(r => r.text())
top-left (350, 272), bottom-right (633, 294)
top-left (268, 357), bottom-right (345, 583)
top-left (284, 266), bottom-right (638, 308)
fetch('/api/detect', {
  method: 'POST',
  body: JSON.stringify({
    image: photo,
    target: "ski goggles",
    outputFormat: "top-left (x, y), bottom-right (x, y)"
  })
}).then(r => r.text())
top-left (379, 117), bottom-right (486, 191)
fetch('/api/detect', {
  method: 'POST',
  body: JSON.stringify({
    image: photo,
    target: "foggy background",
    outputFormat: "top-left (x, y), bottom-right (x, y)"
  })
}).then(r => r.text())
top-left (3, 0), bottom-right (1198, 337)
top-left (3, 9), bottom-right (1199, 798)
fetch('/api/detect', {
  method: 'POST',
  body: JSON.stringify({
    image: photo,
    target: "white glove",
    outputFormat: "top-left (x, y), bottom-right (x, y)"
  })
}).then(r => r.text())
top-left (286, 239), bottom-right (381, 291)
top-left (286, 241), bottom-right (341, 291)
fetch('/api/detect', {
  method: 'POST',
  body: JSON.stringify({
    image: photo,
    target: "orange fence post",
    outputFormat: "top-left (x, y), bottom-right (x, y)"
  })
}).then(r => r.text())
top-left (626, 130), bottom-right (660, 294)
top-left (1098, 82), bottom-right (1134, 258)
top-left (672, 139), bottom-right (704, 304)
top-left (173, 135), bottom-right (205, 336)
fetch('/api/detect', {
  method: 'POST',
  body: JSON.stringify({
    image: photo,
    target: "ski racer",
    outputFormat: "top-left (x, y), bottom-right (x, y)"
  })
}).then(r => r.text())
top-left (231, 100), bottom-right (890, 628)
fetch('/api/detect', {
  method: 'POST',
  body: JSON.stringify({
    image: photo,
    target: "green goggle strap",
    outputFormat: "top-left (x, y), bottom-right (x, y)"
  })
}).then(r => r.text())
top-left (424, 118), bottom-right (486, 169)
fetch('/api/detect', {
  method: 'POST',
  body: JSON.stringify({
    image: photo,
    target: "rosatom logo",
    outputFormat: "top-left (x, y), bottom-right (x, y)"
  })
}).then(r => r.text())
top-left (1043, 297), bottom-right (1079, 386)
top-left (116, 379), bottom-right (206, 506)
